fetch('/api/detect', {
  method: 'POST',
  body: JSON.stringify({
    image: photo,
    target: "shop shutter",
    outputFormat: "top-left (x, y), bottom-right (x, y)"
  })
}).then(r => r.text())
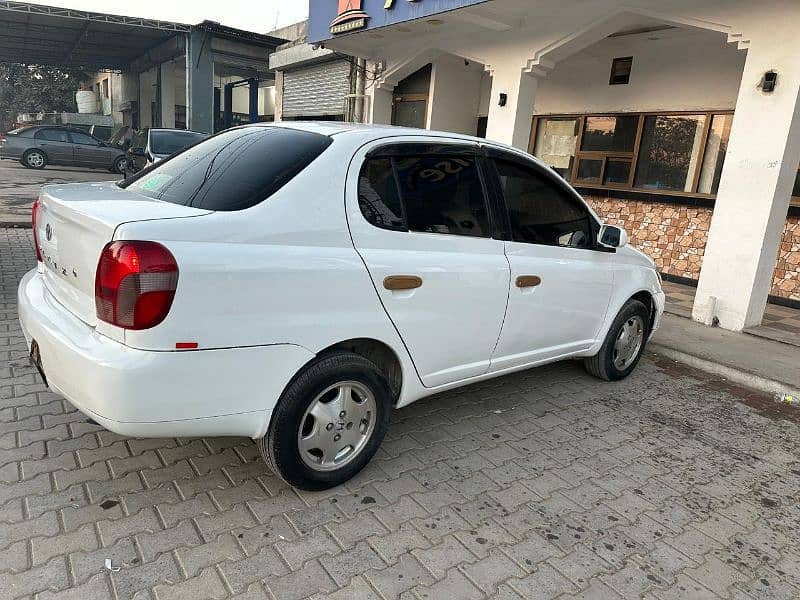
top-left (283, 60), bottom-right (351, 119)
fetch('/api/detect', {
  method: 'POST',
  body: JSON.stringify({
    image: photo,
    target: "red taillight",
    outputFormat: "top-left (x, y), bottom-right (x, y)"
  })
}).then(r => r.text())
top-left (95, 241), bottom-right (178, 330)
top-left (31, 198), bottom-right (43, 262)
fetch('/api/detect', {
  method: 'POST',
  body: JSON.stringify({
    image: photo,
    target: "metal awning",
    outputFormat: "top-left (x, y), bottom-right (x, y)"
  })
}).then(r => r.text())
top-left (0, 1), bottom-right (190, 70)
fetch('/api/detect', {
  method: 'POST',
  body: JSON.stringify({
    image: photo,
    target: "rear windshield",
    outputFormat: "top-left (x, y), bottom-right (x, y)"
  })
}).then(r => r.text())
top-left (121, 127), bottom-right (332, 211)
top-left (150, 130), bottom-right (206, 155)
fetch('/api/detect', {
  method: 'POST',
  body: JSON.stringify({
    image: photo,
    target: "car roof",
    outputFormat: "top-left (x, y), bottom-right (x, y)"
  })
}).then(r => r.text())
top-left (251, 121), bottom-right (529, 155)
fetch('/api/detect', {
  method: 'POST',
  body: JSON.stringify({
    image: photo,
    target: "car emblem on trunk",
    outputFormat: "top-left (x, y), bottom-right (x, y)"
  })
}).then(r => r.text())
top-left (45, 224), bottom-right (52, 241)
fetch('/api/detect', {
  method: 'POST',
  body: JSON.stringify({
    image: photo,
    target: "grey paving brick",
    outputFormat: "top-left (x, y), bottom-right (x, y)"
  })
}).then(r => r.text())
top-left (0, 556), bottom-right (69, 598)
top-left (98, 508), bottom-right (162, 547)
top-left (320, 541), bottom-right (386, 587)
top-left (275, 525), bottom-right (341, 569)
top-left (218, 548), bottom-right (288, 594)
top-left (414, 568), bottom-right (484, 600)
top-left (264, 558), bottom-right (337, 600)
top-left (109, 552), bottom-right (182, 600)
top-left (31, 523), bottom-right (100, 565)
top-left (136, 519), bottom-right (202, 561)
top-left (412, 534), bottom-right (476, 578)
top-left (327, 511), bottom-right (387, 548)
top-left (37, 572), bottom-right (114, 600)
top-left (152, 567), bottom-right (228, 600)
top-left (310, 575), bottom-right (381, 600)
top-left (0, 509), bottom-right (59, 549)
top-left (365, 555), bottom-right (434, 599)
top-left (177, 532), bottom-right (245, 578)
top-left (461, 549), bottom-right (526, 594)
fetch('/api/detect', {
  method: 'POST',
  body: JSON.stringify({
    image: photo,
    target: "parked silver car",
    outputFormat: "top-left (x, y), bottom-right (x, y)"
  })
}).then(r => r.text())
top-left (0, 126), bottom-right (127, 173)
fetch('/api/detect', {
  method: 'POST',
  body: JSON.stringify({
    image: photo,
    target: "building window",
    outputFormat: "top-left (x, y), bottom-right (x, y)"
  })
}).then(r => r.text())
top-left (530, 116), bottom-right (578, 179)
top-left (530, 111), bottom-right (735, 199)
top-left (634, 114), bottom-right (707, 192)
top-left (609, 57), bottom-right (633, 85)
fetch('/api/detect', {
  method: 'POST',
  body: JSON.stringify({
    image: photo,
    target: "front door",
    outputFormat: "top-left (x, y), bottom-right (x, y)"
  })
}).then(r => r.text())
top-left (486, 150), bottom-right (615, 370)
top-left (348, 140), bottom-right (510, 388)
top-left (69, 130), bottom-right (108, 167)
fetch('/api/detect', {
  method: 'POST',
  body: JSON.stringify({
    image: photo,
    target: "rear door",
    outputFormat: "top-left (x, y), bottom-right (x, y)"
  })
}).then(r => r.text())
top-left (69, 130), bottom-right (110, 167)
top-left (347, 139), bottom-right (510, 388)
top-left (486, 148), bottom-right (615, 370)
top-left (34, 128), bottom-right (74, 165)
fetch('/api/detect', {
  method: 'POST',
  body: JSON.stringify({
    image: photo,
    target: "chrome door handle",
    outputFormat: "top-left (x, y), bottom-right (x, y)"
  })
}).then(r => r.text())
top-left (516, 276), bottom-right (542, 288)
top-left (384, 275), bottom-right (423, 291)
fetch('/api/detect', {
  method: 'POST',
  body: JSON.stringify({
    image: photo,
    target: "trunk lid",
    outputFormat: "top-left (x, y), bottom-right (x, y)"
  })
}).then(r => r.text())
top-left (36, 181), bottom-right (211, 326)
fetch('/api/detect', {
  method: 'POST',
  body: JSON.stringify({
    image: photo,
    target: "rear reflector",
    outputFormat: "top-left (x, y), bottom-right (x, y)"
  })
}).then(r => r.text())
top-left (175, 342), bottom-right (198, 349)
top-left (31, 198), bottom-right (43, 262)
top-left (95, 241), bottom-right (178, 330)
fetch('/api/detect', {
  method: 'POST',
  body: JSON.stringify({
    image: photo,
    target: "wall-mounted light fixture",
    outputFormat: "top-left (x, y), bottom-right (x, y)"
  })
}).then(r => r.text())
top-left (761, 71), bottom-right (778, 93)
top-left (499, 93), bottom-right (508, 107)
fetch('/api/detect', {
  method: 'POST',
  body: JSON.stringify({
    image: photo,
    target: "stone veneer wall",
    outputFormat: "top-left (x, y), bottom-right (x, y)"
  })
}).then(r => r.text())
top-left (584, 195), bottom-right (800, 302)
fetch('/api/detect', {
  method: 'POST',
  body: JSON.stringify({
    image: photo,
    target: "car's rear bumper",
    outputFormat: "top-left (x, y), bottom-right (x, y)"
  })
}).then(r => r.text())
top-left (18, 269), bottom-right (315, 438)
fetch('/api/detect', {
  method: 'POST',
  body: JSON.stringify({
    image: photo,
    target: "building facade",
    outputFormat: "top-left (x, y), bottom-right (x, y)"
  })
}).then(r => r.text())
top-left (309, 0), bottom-right (800, 332)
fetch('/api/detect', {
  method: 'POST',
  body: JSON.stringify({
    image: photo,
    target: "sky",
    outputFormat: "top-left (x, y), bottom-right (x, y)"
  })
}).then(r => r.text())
top-left (25, 0), bottom-right (309, 33)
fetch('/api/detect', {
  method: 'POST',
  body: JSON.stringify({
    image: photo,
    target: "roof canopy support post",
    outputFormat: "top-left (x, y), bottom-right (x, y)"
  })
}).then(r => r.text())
top-left (187, 29), bottom-right (213, 134)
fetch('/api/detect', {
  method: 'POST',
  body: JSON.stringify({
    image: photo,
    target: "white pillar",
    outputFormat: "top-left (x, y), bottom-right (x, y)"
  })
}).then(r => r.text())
top-left (693, 38), bottom-right (800, 331)
top-left (484, 64), bottom-right (538, 150)
top-left (369, 87), bottom-right (393, 125)
top-left (160, 61), bottom-right (176, 129)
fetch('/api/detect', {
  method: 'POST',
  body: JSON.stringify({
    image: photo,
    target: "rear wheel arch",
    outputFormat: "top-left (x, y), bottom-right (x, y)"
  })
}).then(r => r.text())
top-left (318, 338), bottom-right (403, 404)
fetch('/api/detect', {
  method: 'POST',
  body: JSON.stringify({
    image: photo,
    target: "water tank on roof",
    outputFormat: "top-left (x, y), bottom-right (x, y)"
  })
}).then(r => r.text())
top-left (76, 90), bottom-right (98, 114)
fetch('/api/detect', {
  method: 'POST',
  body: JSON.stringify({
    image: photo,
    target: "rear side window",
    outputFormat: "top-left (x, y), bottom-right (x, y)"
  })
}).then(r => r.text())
top-left (122, 127), bottom-right (332, 211)
top-left (494, 159), bottom-right (594, 249)
top-left (358, 159), bottom-right (404, 231)
top-left (359, 153), bottom-right (490, 238)
top-left (35, 129), bottom-right (69, 142)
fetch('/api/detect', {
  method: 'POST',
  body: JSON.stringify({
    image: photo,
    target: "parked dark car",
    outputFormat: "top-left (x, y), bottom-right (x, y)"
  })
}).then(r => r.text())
top-left (125, 128), bottom-right (207, 177)
top-left (0, 126), bottom-right (127, 173)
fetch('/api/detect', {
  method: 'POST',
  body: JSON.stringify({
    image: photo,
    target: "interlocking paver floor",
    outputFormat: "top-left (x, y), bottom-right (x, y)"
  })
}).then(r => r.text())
top-left (1, 227), bottom-right (799, 599)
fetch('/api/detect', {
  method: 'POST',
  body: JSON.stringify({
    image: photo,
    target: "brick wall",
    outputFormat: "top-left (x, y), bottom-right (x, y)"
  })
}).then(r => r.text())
top-left (584, 195), bottom-right (800, 302)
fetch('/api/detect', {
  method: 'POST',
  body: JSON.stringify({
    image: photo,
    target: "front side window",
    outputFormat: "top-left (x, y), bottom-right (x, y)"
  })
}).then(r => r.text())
top-left (35, 129), bottom-right (68, 143)
top-left (495, 159), bottom-right (594, 249)
top-left (150, 130), bottom-right (206, 155)
top-left (121, 126), bottom-right (332, 211)
top-left (395, 156), bottom-right (490, 237)
top-left (69, 131), bottom-right (99, 146)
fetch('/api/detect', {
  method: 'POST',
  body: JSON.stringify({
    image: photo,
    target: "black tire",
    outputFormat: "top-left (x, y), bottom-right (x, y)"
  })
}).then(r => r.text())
top-left (258, 351), bottom-right (392, 491)
top-left (113, 156), bottom-right (127, 175)
top-left (584, 299), bottom-right (650, 381)
top-left (22, 149), bottom-right (47, 170)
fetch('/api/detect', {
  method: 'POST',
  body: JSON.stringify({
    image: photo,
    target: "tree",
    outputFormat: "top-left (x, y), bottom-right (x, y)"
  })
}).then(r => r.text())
top-left (0, 64), bottom-right (85, 130)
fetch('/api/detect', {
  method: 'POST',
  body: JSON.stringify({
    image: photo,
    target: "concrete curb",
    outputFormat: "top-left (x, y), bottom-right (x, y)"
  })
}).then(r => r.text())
top-left (649, 343), bottom-right (800, 398)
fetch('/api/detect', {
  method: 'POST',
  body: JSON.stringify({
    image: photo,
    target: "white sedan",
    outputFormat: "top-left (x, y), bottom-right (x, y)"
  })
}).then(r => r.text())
top-left (18, 123), bottom-right (664, 490)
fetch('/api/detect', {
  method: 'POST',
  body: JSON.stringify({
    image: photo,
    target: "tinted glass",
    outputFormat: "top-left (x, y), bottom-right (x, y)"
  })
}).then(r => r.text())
top-left (581, 115), bottom-right (638, 152)
top-left (576, 159), bottom-right (602, 182)
top-left (604, 159), bottom-right (632, 185)
top-left (634, 114), bottom-right (706, 192)
top-left (132, 131), bottom-right (147, 149)
top-left (393, 156), bottom-right (489, 237)
top-left (9, 127), bottom-right (35, 137)
top-left (150, 130), bottom-right (206, 155)
top-left (793, 168), bottom-right (800, 199)
top-left (495, 159), bottom-right (593, 249)
top-left (69, 131), bottom-right (98, 145)
top-left (359, 158), bottom-right (404, 231)
top-left (35, 129), bottom-right (69, 142)
top-left (122, 127), bottom-right (332, 211)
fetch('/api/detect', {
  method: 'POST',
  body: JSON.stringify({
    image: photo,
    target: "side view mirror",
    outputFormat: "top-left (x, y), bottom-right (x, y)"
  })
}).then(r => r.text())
top-left (598, 224), bottom-right (628, 249)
